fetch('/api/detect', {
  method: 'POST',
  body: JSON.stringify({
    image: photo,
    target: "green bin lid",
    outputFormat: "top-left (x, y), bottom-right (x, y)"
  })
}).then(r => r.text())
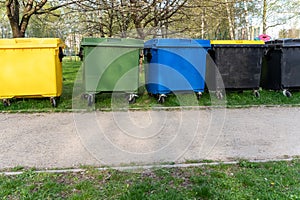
top-left (80, 37), bottom-right (144, 48)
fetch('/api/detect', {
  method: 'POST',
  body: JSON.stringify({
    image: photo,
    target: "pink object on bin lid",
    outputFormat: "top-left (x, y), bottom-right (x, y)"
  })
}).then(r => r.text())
top-left (258, 34), bottom-right (271, 42)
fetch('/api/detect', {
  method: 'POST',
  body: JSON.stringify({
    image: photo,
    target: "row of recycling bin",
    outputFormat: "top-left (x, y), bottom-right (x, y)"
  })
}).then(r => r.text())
top-left (0, 37), bottom-right (300, 107)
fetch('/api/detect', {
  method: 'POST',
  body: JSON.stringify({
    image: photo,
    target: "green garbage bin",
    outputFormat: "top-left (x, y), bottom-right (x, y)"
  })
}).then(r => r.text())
top-left (80, 38), bottom-right (144, 106)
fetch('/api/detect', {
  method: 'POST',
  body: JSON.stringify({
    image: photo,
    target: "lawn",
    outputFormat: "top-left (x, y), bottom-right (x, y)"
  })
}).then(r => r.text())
top-left (1, 159), bottom-right (300, 199)
top-left (1, 58), bottom-right (300, 112)
top-left (1, 59), bottom-right (300, 199)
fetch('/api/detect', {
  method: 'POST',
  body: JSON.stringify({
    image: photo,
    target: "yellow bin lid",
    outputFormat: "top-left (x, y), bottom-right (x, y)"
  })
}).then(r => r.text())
top-left (211, 40), bottom-right (265, 45)
top-left (0, 38), bottom-right (65, 49)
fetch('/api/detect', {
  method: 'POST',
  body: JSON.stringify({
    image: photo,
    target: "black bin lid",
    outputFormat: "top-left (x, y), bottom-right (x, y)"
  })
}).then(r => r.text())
top-left (266, 39), bottom-right (300, 47)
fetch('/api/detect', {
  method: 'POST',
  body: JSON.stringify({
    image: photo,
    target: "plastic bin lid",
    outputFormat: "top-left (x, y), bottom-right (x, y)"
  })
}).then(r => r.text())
top-left (144, 38), bottom-right (211, 48)
top-left (0, 38), bottom-right (65, 49)
top-left (81, 37), bottom-right (144, 47)
top-left (266, 38), bottom-right (300, 47)
top-left (211, 40), bottom-right (265, 45)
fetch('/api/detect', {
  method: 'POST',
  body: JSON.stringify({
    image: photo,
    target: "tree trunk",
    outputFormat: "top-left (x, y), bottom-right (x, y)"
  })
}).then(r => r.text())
top-left (224, 0), bottom-right (235, 39)
top-left (6, 0), bottom-right (33, 38)
top-left (135, 23), bottom-right (146, 39)
top-left (131, 12), bottom-right (146, 39)
top-left (262, 0), bottom-right (267, 34)
top-left (6, 0), bottom-right (23, 38)
top-left (5, 0), bottom-right (67, 38)
top-left (243, 0), bottom-right (250, 39)
top-left (201, 8), bottom-right (205, 38)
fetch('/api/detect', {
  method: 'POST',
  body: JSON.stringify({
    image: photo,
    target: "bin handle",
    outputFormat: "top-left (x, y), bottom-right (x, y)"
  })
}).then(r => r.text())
top-left (14, 38), bottom-right (32, 43)
top-left (77, 47), bottom-right (84, 61)
top-left (58, 47), bottom-right (65, 62)
top-left (144, 49), bottom-right (152, 62)
top-left (107, 38), bottom-right (122, 43)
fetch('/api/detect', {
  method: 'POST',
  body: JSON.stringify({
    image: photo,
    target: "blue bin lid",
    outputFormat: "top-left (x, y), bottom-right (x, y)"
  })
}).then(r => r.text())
top-left (266, 39), bottom-right (300, 47)
top-left (144, 38), bottom-right (210, 48)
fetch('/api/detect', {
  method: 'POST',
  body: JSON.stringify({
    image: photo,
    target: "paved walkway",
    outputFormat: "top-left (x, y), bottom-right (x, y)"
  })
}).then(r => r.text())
top-left (0, 107), bottom-right (299, 169)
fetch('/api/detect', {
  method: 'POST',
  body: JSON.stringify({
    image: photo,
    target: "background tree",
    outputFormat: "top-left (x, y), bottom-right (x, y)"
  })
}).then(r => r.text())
top-left (4, 0), bottom-right (77, 38)
top-left (1, 0), bottom-right (300, 40)
top-left (0, 2), bottom-right (12, 37)
top-left (261, 0), bottom-right (300, 34)
top-left (75, 0), bottom-right (188, 39)
top-left (235, 0), bottom-right (259, 39)
top-left (180, 0), bottom-right (236, 39)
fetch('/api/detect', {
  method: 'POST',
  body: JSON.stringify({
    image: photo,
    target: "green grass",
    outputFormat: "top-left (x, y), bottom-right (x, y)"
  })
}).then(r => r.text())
top-left (1, 59), bottom-right (300, 112)
top-left (1, 160), bottom-right (300, 199)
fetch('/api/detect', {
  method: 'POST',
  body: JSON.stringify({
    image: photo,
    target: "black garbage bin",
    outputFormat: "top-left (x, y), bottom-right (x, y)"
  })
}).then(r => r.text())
top-left (208, 40), bottom-right (265, 98)
top-left (261, 39), bottom-right (300, 97)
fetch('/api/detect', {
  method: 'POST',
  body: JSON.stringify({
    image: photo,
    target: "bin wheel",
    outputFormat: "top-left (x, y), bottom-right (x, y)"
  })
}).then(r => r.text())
top-left (3, 99), bottom-right (11, 107)
top-left (129, 97), bottom-right (136, 104)
top-left (254, 90), bottom-right (260, 98)
top-left (128, 94), bottom-right (138, 104)
top-left (283, 90), bottom-right (292, 98)
top-left (196, 92), bottom-right (202, 100)
top-left (158, 96), bottom-right (165, 104)
top-left (216, 91), bottom-right (223, 99)
top-left (50, 97), bottom-right (57, 107)
top-left (87, 94), bottom-right (95, 106)
top-left (158, 94), bottom-right (166, 104)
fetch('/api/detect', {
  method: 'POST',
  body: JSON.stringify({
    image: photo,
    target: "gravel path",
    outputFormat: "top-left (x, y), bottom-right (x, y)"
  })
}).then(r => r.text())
top-left (0, 107), bottom-right (299, 169)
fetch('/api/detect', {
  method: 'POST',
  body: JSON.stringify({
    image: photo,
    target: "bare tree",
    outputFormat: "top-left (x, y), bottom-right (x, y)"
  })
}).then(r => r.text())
top-left (262, 0), bottom-right (267, 33)
top-left (76, 0), bottom-right (188, 39)
top-left (181, 0), bottom-right (235, 39)
top-left (224, 0), bottom-right (235, 39)
top-left (261, 0), bottom-right (300, 34)
top-left (5, 0), bottom-right (78, 38)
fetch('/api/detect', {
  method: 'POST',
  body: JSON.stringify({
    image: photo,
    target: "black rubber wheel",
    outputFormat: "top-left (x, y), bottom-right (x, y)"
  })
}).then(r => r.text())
top-left (87, 94), bottom-right (94, 106)
top-left (283, 90), bottom-right (292, 98)
top-left (286, 91), bottom-right (292, 98)
top-left (158, 96), bottom-right (165, 104)
top-left (128, 97), bottom-right (136, 104)
top-left (50, 98), bottom-right (57, 107)
top-left (3, 99), bottom-right (10, 107)
top-left (216, 92), bottom-right (223, 100)
top-left (254, 91), bottom-right (260, 98)
top-left (196, 92), bottom-right (202, 100)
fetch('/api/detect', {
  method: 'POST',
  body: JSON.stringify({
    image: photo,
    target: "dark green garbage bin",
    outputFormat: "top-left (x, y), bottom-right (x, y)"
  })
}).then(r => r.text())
top-left (261, 39), bottom-right (300, 97)
top-left (80, 38), bottom-right (144, 106)
top-left (208, 40), bottom-right (265, 98)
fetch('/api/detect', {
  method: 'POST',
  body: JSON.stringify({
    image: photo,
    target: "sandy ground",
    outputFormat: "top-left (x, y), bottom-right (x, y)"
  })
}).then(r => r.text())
top-left (0, 106), bottom-right (300, 169)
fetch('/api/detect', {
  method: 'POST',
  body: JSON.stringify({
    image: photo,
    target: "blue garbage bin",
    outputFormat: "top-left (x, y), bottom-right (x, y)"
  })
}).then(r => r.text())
top-left (144, 38), bottom-right (210, 103)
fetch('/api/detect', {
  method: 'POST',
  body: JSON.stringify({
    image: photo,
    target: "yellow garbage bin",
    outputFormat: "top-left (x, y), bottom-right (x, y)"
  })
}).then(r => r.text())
top-left (0, 38), bottom-right (65, 107)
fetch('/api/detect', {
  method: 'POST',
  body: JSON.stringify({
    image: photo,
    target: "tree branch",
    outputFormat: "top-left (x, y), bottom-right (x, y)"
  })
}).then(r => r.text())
top-left (35, 1), bottom-right (78, 15)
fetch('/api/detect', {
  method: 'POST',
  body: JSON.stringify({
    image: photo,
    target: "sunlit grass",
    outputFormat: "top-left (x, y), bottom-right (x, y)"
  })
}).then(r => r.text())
top-left (1, 59), bottom-right (300, 112)
top-left (1, 160), bottom-right (299, 199)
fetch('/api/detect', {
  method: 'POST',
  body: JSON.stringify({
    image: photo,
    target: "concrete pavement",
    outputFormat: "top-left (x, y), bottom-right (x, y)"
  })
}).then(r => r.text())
top-left (0, 106), bottom-right (299, 169)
